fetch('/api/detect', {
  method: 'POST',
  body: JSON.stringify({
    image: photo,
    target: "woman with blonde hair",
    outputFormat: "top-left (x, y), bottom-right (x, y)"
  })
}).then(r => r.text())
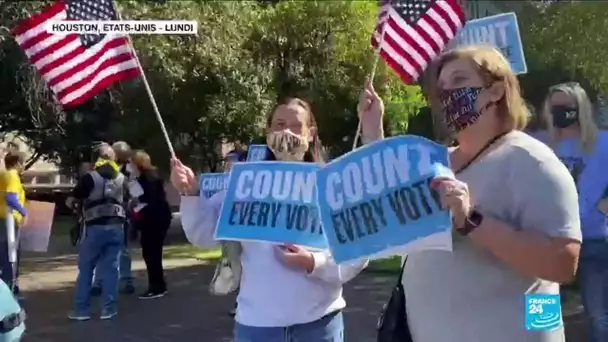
top-left (539, 82), bottom-right (608, 342)
top-left (129, 150), bottom-right (172, 299)
top-left (369, 45), bottom-right (581, 341)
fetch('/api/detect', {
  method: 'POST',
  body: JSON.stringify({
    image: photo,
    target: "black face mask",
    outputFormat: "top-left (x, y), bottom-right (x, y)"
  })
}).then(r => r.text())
top-left (551, 105), bottom-right (578, 129)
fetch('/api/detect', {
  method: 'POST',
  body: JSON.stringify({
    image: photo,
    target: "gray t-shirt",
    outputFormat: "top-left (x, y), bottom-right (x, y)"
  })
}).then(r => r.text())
top-left (402, 131), bottom-right (581, 342)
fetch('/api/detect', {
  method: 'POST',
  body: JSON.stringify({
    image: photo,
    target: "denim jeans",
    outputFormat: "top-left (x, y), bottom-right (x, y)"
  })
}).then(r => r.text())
top-left (73, 224), bottom-right (123, 315)
top-left (234, 311), bottom-right (344, 342)
top-left (92, 222), bottom-right (133, 288)
top-left (577, 238), bottom-right (608, 342)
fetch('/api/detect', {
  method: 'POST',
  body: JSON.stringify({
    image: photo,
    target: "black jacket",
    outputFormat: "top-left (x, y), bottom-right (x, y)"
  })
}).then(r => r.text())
top-left (135, 171), bottom-right (172, 228)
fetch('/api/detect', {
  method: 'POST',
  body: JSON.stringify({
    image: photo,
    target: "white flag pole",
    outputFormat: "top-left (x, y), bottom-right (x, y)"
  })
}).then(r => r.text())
top-left (352, 22), bottom-right (388, 151)
top-left (114, 8), bottom-right (175, 157)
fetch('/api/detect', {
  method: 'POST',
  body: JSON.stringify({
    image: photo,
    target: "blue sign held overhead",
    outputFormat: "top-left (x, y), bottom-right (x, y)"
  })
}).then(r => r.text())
top-left (315, 136), bottom-right (453, 263)
top-left (451, 12), bottom-right (527, 74)
top-left (247, 144), bottom-right (268, 161)
top-left (199, 173), bottom-right (229, 199)
top-left (215, 162), bottom-right (328, 249)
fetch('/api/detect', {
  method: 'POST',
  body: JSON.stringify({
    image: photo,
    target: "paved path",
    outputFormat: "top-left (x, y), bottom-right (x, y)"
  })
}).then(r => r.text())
top-left (17, 240), bottom-right (588, 341)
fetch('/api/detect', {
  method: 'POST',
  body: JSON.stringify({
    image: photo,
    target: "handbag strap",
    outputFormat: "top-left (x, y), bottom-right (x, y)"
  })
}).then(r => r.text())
top-left (396, 256), bottom-right (407, 285)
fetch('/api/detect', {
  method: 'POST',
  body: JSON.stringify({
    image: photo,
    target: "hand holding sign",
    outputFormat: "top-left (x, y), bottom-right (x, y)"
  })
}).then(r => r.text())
top-left (170, 158), bottom-right (197, 193)
top-left (357, 79), bottom-right (384, 144)
top-left (278, 244), bottom-right (315, 273)
top-left (316, 135), bottom-right (454, 263)
top-left (431, 177), bottom-right (472, 229)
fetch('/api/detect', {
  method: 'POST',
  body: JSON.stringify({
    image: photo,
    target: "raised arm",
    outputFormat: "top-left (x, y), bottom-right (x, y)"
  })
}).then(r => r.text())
top-left (180, 191), bottom-right (225, 250)
top-left (358, 78), bottom-right (384, 144)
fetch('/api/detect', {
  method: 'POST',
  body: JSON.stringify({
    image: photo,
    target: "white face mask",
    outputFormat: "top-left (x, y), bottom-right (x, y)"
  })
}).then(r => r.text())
top-left (266, 129), bottom-right (309, 161)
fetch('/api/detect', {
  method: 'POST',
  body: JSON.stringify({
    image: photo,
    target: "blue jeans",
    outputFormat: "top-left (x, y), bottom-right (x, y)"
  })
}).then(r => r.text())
top-left (73, 224), bottom-right (123, 315)
top-left (577, 238), bottom-right (608, 342)
top-left (234, 311), bottom-right (344, 342)
top-left (93, 223), bottom-right (133, 288)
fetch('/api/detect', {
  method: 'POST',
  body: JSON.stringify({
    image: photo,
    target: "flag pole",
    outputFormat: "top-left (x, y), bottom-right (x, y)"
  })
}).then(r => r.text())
top-left (352, 23), bottom-right (388, 151)
top-left (114, 8), bottom-right (175, 157)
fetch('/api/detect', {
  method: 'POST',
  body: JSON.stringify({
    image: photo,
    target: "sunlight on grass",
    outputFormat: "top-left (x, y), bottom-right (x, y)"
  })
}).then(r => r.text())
top-left (163, 244), bottom-right (221, 261)
top-left (368, 256), bottom-right (401, 273)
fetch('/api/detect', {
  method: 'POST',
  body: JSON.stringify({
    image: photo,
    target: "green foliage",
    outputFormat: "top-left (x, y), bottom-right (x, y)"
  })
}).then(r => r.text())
top-left (1, 0), bottom-right (429, 171)
top-left (518, 2), bottom-right (608, 108)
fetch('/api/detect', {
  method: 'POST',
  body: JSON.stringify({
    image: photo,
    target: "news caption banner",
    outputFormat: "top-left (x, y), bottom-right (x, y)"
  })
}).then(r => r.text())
top-left (48, 20), bottom-right (198, 35)
top-left (525, 294), bottom-right (562, 331)
top-left (315, 136), bottom-right (454, 263)
top-left (215, 162), bottom-right (327, 249)
top-left (247, 144), bottom-right (268, 162)
top-left (448, 12), bottom-right (527, 74)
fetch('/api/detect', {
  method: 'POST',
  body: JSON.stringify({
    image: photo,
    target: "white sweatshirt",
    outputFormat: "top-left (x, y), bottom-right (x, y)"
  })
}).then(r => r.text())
top-left (180, 191), bottom-right (368, 327)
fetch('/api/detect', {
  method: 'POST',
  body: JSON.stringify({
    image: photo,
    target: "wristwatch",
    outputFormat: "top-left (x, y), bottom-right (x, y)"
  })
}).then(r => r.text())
top-left (456, 209), bottom-right (484, 236)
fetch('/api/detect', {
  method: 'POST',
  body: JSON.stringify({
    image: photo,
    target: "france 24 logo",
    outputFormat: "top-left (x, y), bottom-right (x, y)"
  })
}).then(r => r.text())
top-left (525, 294), bottom-right (562, 331)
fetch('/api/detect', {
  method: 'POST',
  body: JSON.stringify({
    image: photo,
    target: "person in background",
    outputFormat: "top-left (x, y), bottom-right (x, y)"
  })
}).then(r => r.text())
top-left (91, 141), bottom-right (135, 295)
top-left (0, 152), bottom-right (27, 298)
top-left (129, 150), bottom-right (172, 299)
top-left (69, 144), bottom-right (128, 321)
top-left (539, 82), bottom-right (608, 342)
top-left (68, 162), bottom-right (93, 247)
top-left (220, 148), bottom-right (247, 317)
top-left (171, 96), bottom-right (371, 342)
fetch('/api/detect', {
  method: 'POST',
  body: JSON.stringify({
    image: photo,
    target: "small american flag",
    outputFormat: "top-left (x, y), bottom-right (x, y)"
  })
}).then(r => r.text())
top-left (12, 0), bottom-right (139, 108)
top-left (371, 0), bottom-right (466, 84)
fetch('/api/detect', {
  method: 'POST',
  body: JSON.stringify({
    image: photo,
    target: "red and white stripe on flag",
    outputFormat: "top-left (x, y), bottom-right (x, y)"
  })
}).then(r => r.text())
top-left (11, 2), bottom-right (139, 108)
top-left (371, 0), bottom-right (466, 84)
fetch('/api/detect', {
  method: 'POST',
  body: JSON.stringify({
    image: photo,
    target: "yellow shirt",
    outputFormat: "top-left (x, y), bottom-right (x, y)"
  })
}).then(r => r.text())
top-left (0, 169), bottom-right (26, 224)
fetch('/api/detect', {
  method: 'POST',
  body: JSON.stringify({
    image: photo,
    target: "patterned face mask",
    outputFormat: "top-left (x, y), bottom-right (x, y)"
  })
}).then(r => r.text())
top-left (439, 86), bottom-right (490, 132)
top-left (266, 129), bottom-right (309, 161)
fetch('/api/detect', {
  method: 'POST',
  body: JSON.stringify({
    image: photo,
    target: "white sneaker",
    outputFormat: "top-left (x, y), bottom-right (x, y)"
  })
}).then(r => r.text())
top-left (100, 311), bottom-right (117, 320)
top-left (68, 313), bottom-right (91, 321)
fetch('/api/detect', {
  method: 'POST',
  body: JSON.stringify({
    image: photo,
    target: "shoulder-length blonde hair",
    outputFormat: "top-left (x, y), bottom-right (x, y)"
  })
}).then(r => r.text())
top-left (541, 82), bottom-right (597, 154)
top-left (131, 150), bottom-right (156, 174)
top-left (426, 45), bottom-right (529, 134)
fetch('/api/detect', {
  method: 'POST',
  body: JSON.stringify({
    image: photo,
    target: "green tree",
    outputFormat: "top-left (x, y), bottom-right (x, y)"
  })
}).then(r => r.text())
top-left (113, 1), bottom-right (274, 172)
top-left (518, 2), bottom-right (608, 106)
top-left (246, 0), bottom-right (427, 157)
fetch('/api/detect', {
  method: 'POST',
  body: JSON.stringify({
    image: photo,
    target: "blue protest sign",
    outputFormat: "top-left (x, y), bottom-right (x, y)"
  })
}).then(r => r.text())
top-left (315, 136), bottom-right (453, 263)
top-left (450, 12), bottom-right (527, 74)
top-left (247, 144), bottom-right (268, 161)
top-left (215, 162), bottom-right (327, 249)
top-left (199, 173), bottom-right (229, 199)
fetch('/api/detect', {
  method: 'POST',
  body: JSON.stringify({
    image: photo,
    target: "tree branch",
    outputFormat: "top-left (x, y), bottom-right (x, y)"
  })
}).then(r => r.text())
top-left (24, 151), bottom-right (41, 170)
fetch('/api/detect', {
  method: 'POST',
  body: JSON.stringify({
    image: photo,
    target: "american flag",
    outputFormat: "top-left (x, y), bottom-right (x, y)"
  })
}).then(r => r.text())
top-left (371, 0), bottom-right (466, 84)
top-left (11, 0), bottom-right (139, 108)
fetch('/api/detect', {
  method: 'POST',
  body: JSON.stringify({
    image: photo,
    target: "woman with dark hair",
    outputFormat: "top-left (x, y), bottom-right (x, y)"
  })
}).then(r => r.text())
top-left (170, 94), bottom-right (377, 342)
top-left (129, 150), bottom-right (172, 299)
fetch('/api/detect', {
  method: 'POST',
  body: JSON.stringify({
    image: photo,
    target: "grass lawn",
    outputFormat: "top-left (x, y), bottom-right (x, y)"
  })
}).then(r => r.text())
top-left (162, 243), bottom-right (402, 273)
top-left (50, 215), bottom-right (402, 272)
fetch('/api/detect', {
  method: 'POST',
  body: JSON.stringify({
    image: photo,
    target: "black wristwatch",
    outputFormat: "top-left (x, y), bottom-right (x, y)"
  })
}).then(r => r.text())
top-left (456, 210), bottom-right (484, 236)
